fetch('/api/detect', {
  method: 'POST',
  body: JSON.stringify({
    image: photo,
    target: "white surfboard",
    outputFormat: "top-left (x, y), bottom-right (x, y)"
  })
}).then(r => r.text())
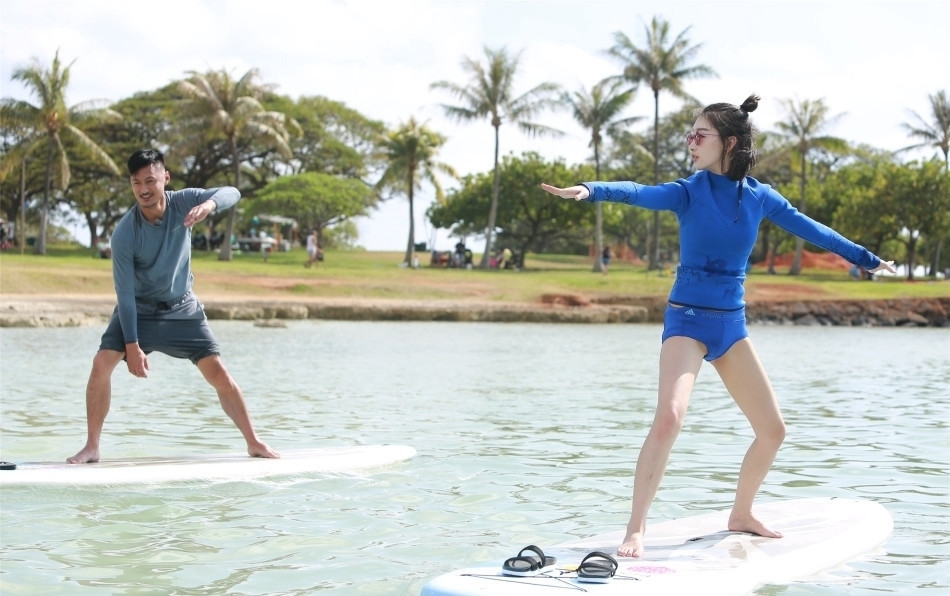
top-left (421, 497), bottom-right (892, 596)
top-left (0, 445), bottom-right (416, 487)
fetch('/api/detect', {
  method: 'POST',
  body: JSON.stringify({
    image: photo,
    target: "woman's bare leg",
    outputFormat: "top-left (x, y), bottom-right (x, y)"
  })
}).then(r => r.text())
top-left (619, 336), bottom-right (706, 557)
top-left (711, 338), bottom-right (786, 537)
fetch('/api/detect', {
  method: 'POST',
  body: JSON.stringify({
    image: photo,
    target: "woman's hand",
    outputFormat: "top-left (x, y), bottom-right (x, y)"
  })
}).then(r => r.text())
top-left (869, 260), bottom-right (897, 275)
top-left (540, 183), bottom-right (589, 201)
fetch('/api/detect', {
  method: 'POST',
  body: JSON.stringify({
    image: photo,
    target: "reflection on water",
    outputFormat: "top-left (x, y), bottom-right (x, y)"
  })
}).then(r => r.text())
top-left (1, 322), bottom-right (948, 595)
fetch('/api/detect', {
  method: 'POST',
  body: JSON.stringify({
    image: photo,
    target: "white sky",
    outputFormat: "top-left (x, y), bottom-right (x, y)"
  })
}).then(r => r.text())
top-left (1, 0), bottom-right (947, 251)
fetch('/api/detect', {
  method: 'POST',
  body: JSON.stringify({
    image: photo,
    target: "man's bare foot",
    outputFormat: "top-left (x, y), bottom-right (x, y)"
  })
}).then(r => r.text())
top-left (618, 531), bottom-right (645, 558)
top-left (728, 511), bottom-right (783, 538)
top-left (248, 442), bottom-right (280, 459)
top-left (67, 446), bottom-right (100, 464)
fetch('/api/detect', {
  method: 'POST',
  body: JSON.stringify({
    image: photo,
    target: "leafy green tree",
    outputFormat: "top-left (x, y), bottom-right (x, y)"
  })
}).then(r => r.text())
top-left (901, 90), bottom-right (950, 170)
top-left (606, 15), bottom-right (716, 269)
top-left (562, 78), bottom-right (641, 271)
top-left (887, 160), bottom-right (950, 280)
top-left (428, 152), bottom-right (595, 263)
top-left (901, 90), bottom-right (950, 274)
top-left (250, 172), bottom-right (376, 246)
top-left (827, 158), bottom-right (896, 258)
top-left (773, 97), bottom-right (848, 274)
top-left (177, 68), bottom-right (300, 260)
top-left (0, 49), bottom-right (121, 254)
top-left (376, 117), bottom-right (457, 266)
top-left (431, 46), bottom-right (562, 267)
top-left (282, 95), bottom-right (386, 178)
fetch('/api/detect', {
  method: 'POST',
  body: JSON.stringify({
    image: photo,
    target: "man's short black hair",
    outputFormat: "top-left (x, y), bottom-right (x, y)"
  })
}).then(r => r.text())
top-left (127, 149), bottom-right (165, 176)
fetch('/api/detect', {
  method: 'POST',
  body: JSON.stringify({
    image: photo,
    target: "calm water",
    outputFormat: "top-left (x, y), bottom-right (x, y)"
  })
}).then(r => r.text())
top-left (1, 321), bottom-right (948, 595)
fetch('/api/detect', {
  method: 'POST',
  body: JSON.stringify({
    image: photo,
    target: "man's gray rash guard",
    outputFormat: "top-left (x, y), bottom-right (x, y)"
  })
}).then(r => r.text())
top-left (109, 187), bottom-right (239, 344)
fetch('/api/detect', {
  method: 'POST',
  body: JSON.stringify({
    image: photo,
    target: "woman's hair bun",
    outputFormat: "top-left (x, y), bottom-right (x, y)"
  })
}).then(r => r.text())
top-left (740, 94), bottom-right (760, 114)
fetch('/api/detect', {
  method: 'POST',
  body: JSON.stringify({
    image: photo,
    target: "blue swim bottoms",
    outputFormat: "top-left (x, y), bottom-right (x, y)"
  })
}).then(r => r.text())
top-left (661, 304), bottom-right (748, 362)
top-left (99, 293), bottom-right (220, 364)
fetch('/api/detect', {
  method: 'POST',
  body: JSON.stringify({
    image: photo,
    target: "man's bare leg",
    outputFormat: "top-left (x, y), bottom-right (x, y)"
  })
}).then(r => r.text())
top-left (68, 349), bottom-right (124, 463)
top-left (619, 337), bottom-right (706, 557)
top-left (712, 339), bottom-right (785, 539)
top-left (196, 355), bottom-right (279, 458)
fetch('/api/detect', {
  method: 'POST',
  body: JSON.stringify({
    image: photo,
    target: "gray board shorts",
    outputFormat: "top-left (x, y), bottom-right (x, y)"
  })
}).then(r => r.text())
top-left (99, 292), bottom-right (220, 364)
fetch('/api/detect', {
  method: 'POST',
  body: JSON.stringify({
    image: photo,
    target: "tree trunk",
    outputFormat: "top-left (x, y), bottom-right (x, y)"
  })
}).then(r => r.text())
top-left (906, 238), bottom-right (917, 281)
top-left (35, 135), bottom-right (55, 255)
top-left (648, 89), bottom-right (660, 270)
top-left (19, 155), bottom-right (26, 254)
top-left (928, 238), bottom-right (942, 278)
top-left (789, 150), bottom-right (807, 275)
top-left (592, 145), bottom-right (604, 273)
top-left (404, 169), bottom-right (416, 267)
top-left (218, 141), bottom-right (240, 261)
top-left (480, 125), bottom-right (502, 269)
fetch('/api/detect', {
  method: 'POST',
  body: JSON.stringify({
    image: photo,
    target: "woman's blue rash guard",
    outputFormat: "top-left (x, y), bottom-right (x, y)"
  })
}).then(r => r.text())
top-left (109, 187), bottom-right (240, 344)
top-left (582, 171), bottom-right (881, 311)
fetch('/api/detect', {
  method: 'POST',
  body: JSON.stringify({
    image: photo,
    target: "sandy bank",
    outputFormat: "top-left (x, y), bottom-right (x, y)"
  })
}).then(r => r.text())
top-left (1, 294), bottom-right (947, 328)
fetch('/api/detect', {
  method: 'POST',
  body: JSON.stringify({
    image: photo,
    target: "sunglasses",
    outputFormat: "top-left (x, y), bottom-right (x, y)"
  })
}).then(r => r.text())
top-left (686, 131), bottom-right (719, 146)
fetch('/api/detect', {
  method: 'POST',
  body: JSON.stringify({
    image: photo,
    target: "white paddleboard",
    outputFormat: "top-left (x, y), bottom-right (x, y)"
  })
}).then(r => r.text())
top-left (421, 497), bottom-right (892, 596)
top-left (0, 445), bottom-right (416, 487)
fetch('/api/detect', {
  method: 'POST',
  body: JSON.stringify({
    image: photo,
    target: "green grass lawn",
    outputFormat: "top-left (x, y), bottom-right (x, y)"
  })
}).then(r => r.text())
top-left (1, 244), bottom-right (947, 303)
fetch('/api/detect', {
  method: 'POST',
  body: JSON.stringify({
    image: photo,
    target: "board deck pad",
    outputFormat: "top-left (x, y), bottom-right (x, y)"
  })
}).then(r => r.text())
top-left (421, 497), bottom-right (892, 595)
top-left (0, 445), bottom-right (416, 487)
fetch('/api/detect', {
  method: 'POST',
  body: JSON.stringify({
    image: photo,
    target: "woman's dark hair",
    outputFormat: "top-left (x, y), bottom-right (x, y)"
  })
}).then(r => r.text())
top-left (127, 149), bottom-right (166, 176)
top-left (697, 95), bottom-right (760, 180)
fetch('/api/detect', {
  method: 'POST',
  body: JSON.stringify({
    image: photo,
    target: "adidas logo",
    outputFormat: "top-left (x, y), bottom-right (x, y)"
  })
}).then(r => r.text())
top-left (685, 308), bottom-right (696, 316)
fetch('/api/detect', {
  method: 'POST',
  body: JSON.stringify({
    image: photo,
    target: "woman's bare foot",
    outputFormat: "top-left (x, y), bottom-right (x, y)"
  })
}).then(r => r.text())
top-left (728, 511), bottom-right (783, 538)
top-left (248, 441), bottom-right (280, 459)
top-left (67, 446), bottom-right (100, 464)
top-left (618, 531), bottom-right (645, 558)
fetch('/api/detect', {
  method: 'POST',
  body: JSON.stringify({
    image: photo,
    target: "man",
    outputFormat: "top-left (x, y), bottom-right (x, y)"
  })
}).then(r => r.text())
top-left (305, 229), bottom-right (319, 268)
top-left (68, 149), bottom-right (279, 464)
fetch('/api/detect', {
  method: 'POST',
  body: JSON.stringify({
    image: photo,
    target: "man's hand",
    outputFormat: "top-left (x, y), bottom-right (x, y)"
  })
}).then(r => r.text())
top-left (125, 342), bottom-right (150, 378)
top-left (184, 200), bottom-right (216, 228)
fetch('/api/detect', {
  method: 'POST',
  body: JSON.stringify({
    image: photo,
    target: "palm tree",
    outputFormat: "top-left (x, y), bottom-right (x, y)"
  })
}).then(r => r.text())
top-left (774, 97), bottom-right (847, 275)
top-left (901, 90), bottom-right (950, 277)
top-left (0, 50), bottom-right (121, 254)
top-left (901, 90), bottom-right (950, 170)
top-left (376, 117), bottom-right (458, 267)
top-left (178, 68), bottom-right (300, 260)
top-left (606, 16), bottom-right (717, 270)
top-left (563, 79), bottom-right (642, 272)
top-left (431, 46), bottom-right (561, 268)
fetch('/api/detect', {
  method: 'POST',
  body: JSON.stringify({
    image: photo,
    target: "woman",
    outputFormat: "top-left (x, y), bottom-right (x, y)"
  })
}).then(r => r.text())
top-left (541, 95), bottom-right (895, 558)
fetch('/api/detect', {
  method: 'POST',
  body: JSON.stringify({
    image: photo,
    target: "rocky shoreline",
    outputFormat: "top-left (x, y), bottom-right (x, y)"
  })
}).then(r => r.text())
top-left (1, 295), bottom-right (947, 328)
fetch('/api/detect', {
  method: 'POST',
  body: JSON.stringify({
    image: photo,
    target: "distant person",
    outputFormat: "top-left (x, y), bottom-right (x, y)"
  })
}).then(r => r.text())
top-left (305, 229), bottom-right (320, 268)
top-left (95, 235), bottom-right (112, 259)
top-left (68, 149), bottom-right (279, 465)
top-left (259, 230), bottom-right (272, 262)
top-left (541, 94), bottom-right (896, 558)
top-left (601, 245), bottom-right (612, 275)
